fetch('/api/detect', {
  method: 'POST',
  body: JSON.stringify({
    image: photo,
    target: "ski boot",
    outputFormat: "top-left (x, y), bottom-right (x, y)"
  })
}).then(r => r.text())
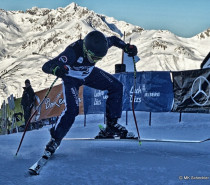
top-left (45, 138), bottom-right (61, 155)
top-left (95, 118), bottom-right (128, 139)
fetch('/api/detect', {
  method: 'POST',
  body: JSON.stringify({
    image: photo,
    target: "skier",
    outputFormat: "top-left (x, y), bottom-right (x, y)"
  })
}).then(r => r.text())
top-left (42, 30), bottom-right (137, 154)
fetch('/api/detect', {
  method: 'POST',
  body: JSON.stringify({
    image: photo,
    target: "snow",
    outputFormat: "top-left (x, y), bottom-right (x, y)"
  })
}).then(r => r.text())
top-left (0, 3), bottom-right (209, 104)
top-left (0, 3), bottom-right (210, 184)
top-left (0, 112), bottom-right (210, 185)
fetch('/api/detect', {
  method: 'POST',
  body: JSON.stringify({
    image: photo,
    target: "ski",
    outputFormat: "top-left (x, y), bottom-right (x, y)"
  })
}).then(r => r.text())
top-left (63, 137), bottom-right (210, 143)
top-left (28, 150), bottom-right (52, 175)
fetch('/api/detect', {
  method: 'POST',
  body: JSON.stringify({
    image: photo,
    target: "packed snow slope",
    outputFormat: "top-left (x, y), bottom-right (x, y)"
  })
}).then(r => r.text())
top-left (0, 112), bottom-right (210, 185)
top-left (0, 2), bottom-right (209, 103)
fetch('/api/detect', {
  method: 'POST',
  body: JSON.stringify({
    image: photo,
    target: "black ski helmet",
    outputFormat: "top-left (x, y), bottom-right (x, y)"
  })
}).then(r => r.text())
top-left (25, 79), bottom-right (30, 84)
top-left (83, 31), bottom-right (108, 62)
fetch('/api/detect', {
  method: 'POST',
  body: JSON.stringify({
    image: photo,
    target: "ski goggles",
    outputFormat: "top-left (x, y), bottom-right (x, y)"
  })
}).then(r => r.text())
top-left (83, 42), bottom-right (103, 63)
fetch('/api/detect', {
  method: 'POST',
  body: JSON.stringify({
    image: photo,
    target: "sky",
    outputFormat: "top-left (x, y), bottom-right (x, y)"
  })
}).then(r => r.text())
top-left (0, 0), bottom-right (210, 38)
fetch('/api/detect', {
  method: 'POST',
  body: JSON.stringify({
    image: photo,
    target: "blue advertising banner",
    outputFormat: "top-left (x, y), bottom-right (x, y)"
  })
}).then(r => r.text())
top-left (83, 87), bottom-right (108, 114)
top-left (83, 72), bottom-right (174, 114)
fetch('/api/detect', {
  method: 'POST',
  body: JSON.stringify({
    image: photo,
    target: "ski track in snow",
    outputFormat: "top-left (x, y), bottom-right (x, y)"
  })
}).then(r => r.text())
top-left (0, 113), bottom-right (210, 185)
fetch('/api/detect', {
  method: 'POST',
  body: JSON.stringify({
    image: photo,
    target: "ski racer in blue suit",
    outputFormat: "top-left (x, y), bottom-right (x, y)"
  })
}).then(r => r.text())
top-left (42, 30), bottom-right (138, 154)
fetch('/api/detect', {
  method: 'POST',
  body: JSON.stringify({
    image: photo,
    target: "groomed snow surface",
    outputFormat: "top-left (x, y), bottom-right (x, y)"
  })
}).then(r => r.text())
top-left (0, 112), bottom-right (210, 185)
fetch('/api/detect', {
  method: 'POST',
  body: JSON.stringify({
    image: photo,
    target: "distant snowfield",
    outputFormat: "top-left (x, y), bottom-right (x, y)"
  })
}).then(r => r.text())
top-left (0, 112), bottom-right (210, 185)
top-left (0, 3), bottom-right (209, 103)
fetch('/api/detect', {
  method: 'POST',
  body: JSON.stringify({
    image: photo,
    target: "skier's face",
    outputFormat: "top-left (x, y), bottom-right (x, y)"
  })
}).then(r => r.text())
top-left (83, 42), bottom-right (103, 63)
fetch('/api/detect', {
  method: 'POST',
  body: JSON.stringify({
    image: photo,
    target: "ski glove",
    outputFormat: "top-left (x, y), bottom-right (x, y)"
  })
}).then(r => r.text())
top-left (52, 65), bottom-right (68, 78)
top-left (124, 44), bottom-right (138, 57)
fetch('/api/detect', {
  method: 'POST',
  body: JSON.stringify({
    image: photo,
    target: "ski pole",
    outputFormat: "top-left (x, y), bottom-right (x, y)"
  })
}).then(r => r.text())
top-left (15, 77), bottom-right (59, 156)
top-left (132, 56), bottom-right (141, 144)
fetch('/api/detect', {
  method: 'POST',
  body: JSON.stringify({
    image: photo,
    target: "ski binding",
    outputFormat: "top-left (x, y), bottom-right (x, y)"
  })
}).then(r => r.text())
top-left (28, 150), bottom-right (52, 175)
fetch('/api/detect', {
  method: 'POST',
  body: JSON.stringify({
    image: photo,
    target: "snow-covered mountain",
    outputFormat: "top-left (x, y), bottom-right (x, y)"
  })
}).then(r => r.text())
top-left (0, 2), bottom-right (209, 103)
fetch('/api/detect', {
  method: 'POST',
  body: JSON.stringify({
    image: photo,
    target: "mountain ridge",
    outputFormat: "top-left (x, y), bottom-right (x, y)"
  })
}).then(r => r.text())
top-left (0, 2), bottom-right (209, 103)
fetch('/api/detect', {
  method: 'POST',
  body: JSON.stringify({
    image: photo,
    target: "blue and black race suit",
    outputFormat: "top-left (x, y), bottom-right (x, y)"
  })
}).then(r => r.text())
top-left (42, 36), bottom-right (126, 141)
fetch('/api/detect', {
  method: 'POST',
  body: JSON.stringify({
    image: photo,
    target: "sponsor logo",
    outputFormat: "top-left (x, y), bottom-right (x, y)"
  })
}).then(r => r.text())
top-left (93, 90), bottom-right (108, 105)
top-left (77, 57), bottom-right (83, 64)
top-left (71, 87), bottom-right (79, 106)
top-left (59, 56), bottom-right (68, 63)
top-left (191, 76), bottom-right (210, 106)
top-left (45, 93), bottom-right (65, 109)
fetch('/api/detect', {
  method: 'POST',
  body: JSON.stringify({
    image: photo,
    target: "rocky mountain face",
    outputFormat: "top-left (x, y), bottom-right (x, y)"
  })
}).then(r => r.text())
top-left (0, 2), bottom-right (209, 103)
